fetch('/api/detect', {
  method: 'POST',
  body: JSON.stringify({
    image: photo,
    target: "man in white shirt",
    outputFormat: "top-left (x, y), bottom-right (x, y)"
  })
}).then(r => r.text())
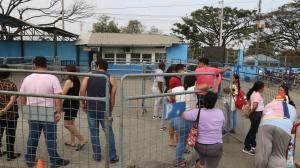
top-left (152, 62), bottom-right (166, 118)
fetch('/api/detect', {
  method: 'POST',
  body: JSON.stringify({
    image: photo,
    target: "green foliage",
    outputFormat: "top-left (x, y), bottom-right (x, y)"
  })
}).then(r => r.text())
top-left (172, 6), bottom-right (256, 47)
top-left (121, 20), bottom-right (145, 34)
top-left (264, 0), bottom-right (300, 53)
top-left (92, 15), bottom-right (120, 33)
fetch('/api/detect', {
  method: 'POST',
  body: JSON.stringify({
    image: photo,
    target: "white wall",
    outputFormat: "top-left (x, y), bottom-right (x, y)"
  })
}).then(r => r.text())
top-left (101, 47), bottom-right (166, 64)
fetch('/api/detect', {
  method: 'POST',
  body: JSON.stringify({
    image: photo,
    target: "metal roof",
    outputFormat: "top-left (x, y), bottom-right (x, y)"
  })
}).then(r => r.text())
top-left (0, 14), bottom-right (78, 38)
top-left (76, 33), bottom-right (182, 47)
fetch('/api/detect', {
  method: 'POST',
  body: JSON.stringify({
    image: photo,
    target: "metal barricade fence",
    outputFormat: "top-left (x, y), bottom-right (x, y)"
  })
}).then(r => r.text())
top-left (119, 72), bottom-right (217, 167)
top-left (0, 69), bottom-right (115, 168)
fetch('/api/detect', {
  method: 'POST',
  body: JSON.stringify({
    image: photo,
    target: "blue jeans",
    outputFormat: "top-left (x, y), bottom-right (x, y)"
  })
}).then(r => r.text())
top-left (25, 120), bottom-right (62, 164)
top-left (170, 117), bottom-right (193, 162)
top-left (87, 111), bottom-right (117, 160)
top-left (231, 110), bottom-right (237, 130)
top-left (161, 97), bottom-right (169, 128)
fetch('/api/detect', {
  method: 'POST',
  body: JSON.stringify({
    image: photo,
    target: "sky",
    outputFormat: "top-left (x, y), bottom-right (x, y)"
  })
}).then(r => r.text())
top-left (6, 0), bottom-right (294, 34)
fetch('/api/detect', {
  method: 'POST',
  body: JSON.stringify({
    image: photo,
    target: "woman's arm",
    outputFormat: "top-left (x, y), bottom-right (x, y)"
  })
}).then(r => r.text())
top-left (1, 95), bottom-right (17, 112)
top-left (245, 102), bottom-right (258, 118)
top-left (182, 108), bottom-right (198, 121)
top-left (62, 80), bottom-right (73, 95)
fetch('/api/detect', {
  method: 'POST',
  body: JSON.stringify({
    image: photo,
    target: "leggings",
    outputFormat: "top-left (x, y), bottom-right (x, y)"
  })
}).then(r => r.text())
top-left (195, 143), bottom-right (223, 168)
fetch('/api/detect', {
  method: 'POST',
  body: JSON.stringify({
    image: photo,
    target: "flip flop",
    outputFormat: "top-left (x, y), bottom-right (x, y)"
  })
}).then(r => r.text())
top-left (64, 142), bottom-right (76, 147)
top-left (75, 143), bottom-right (86, 151)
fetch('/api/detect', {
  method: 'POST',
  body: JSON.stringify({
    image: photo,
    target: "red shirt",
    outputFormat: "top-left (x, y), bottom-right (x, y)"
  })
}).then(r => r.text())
top-left (169, 77), bottom-right (182, 103)
top-left (195, 66), bottom-right (221, 95)
top-left (195, 67), bottom-right (220, 87)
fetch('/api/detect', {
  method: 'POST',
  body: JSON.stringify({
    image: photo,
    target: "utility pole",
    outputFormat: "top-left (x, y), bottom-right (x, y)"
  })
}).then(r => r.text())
top-left (61, 0), bottom-right (65, 30)
top-left (255, 0), bottom-right (262, 58)
top-left (219, 0), bottom-right (224, 47)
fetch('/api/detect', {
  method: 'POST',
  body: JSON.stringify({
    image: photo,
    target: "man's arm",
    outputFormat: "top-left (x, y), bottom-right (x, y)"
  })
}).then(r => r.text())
top-left (219, 67), bottom-right (231, 74)
top-left (110, 76), bottom-right (117, 112)
top-left (54, 96), bottom-right (62, 123)
top-left (19, 96), bottom-right (27, 105)
top-left (80, 77), bottom-right (89, 110)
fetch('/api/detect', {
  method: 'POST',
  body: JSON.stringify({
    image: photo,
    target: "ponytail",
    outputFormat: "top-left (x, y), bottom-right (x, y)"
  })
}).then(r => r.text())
top-left (246, 88), bottom-right (254, 101)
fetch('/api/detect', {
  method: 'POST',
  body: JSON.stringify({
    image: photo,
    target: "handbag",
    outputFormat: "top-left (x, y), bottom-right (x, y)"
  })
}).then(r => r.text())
top-left (187, 108), bottom-right (201, 147)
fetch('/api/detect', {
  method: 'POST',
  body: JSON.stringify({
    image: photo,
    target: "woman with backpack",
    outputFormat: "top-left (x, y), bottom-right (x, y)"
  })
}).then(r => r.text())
top-left (243, 81), bottom-right (265, 155)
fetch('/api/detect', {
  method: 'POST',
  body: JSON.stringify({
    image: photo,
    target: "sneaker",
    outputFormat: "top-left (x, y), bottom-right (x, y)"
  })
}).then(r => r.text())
top-left (153, 116), bottom-right (158, 119)
top-left (242, 148), bottom-right (255, 155)
top-left (159, 127), bottom-right (166, 131)
top-left (251, 147), bottom-right (256, 151)
top-left (110, 156), bottom-right (119, 164)
top-left (50, 159), bottom-right (70, 168)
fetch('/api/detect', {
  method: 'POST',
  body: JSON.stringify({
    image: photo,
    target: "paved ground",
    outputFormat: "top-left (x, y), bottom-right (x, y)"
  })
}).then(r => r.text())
top-left (0, 74), bottom-right (299, 168)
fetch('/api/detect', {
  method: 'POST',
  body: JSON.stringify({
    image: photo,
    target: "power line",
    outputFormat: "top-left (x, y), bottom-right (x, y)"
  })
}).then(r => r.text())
top-left (94, 12), bottom-right (184, 18)
top-left (97, 3), bottom-right (212, 10)
top-left (96, 1), bottom-right (258, 10)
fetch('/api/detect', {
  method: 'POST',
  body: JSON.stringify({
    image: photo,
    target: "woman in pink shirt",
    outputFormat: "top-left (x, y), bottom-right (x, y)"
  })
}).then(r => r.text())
top-left (243, 81), bottom-right (265, 155)
top-left (182, 91), bottom-right (225, 168)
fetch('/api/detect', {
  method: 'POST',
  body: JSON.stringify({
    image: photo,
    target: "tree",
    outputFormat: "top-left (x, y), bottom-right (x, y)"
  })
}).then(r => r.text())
top-left (148, 25), bottom-right (162, 34)
top-left (264, 0), bottom-right (300, 53)
top-left (121, 20), bottom-right (145, 34)
top-left (246, 34), bottom-right (277, 57)
top-left (172, 6), bottom-right (256, 47)
top-left (92, 15), bottom-right (120, 33)
top-left (0, 0), bottom-right (94, 39)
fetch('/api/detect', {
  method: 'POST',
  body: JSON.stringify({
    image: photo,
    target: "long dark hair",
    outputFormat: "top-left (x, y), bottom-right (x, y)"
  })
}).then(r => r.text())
top-left (280, 83), bottom-right (296, 107)
top-left (164, 64), bottom-right (176, 93)
top-left (233, 74), bottom-right (240, 92)
top-left (183, 75), bottom-right (196, 90)
top-left (246, 81), bottom-right (265, 101)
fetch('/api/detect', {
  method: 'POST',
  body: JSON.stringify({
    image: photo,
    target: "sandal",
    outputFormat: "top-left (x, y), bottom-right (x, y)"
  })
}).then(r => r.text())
top-left (75, 143), bottom-right (87, 151)
top-left (64, 142), bottom-right (76, 147)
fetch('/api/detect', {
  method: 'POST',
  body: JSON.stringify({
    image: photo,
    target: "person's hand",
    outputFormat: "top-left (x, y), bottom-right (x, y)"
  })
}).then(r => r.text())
top-left (80, 102), bottom-right (87, 113)
top-left (243, 112), bottom-right (250, 118)
top-left (54, 112), bottom-right (62, 123)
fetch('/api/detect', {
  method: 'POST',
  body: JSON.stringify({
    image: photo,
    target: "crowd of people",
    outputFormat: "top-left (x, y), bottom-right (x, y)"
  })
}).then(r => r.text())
top-left (152, 57), bottom-right (298, 168)
top-left (0, 55), bottom-right (298, 168)
top-left (0, 57), bottom-right (119, 167)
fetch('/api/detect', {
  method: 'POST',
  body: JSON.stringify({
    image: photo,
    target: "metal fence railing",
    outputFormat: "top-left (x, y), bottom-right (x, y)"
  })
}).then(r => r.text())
top-left (0, 69), bottom-right (113, 168)
top-left (0, 64), bottom-right (299, 168)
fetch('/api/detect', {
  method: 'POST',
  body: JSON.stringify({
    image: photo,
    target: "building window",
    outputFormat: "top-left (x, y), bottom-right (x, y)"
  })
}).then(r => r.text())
top-left (131, 53), bottom-right (141, 64)
top-left (104, 53), bottom-right (115, 63)
top-left (116, 53), bottom-right (126, 64)
top-left (155, 53), bottom-right (166, 63)
top-left (142, 54), bottom-right (152, 64)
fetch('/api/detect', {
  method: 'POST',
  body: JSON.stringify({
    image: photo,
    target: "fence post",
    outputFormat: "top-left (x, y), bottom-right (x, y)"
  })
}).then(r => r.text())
top-left (141, 61), bottom-right (147, 116)
top-left (119, 76), bottom-right (125, 168)
top-left (104, 76), bottom-right (111, 168)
